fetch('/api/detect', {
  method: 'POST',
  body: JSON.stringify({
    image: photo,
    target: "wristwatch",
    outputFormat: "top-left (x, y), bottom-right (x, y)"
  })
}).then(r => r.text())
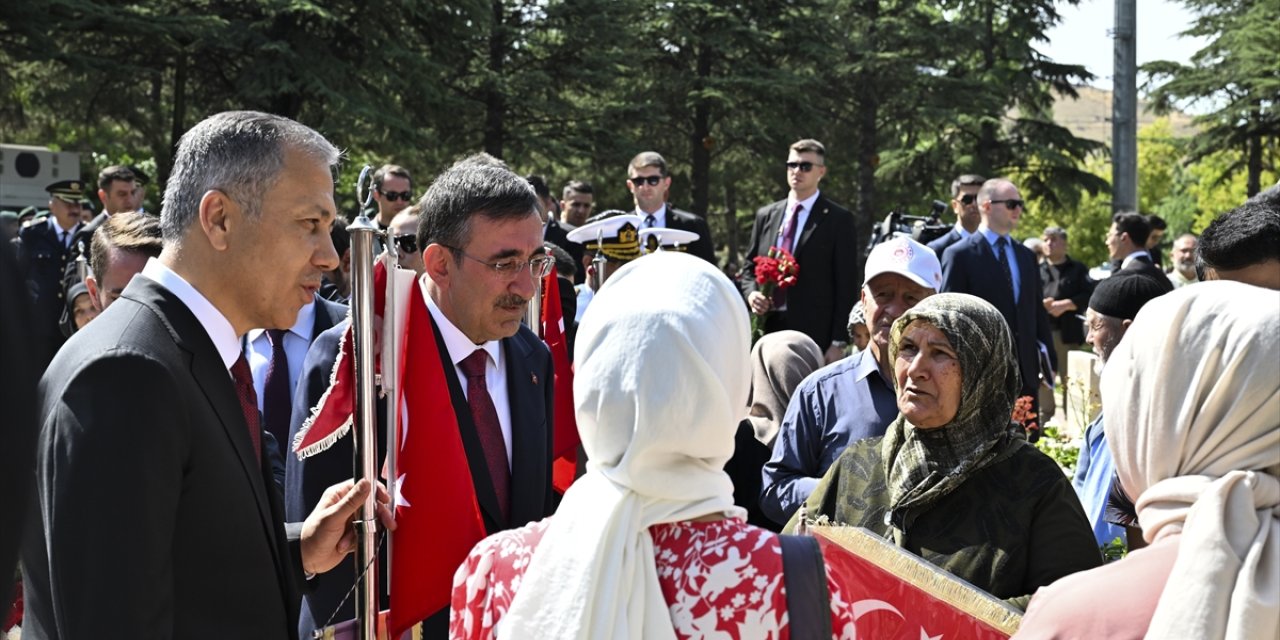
top-left (829, 340), bottom-right (848, 350)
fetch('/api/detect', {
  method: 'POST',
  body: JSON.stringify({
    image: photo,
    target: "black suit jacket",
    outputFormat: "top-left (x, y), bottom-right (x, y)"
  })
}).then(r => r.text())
top-left (17, 220), bottom-right (78, 367)
top-left (738, 194), bottom-right (858, 351)
top-left (942, 233), bottom-right (1056, 396)
top-left (927, 227), bottom-right (965, 259)
top-left (1113, 254), bottom-right (1175, 294)
top-left (22, 276), bottom-right (305, 639)
top-left (1040, 255), bottom-right (1094, 344)
top-left (286, 310), bottom-right (555, 639)
top-left (661, 207), bottom-right (716, 264)
top-left (544, 218), bottom-right (585, 284)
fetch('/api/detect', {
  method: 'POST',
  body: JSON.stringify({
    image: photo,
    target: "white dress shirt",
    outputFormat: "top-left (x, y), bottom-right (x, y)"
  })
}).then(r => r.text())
top-left (423, 283), bottom-right (513, 469)
top-left (140, 258), bottom-right (240, 374)
top-left (245, 301), bottom-right (316, 412)
top-left (636, 204), bottom-right (668, 229)
top-left (1121, 250), bottom-right (1152, 269)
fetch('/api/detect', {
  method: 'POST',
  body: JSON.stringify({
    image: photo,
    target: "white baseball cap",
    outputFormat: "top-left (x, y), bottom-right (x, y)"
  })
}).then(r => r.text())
top-left (863, 236), bottom-right (942, 291)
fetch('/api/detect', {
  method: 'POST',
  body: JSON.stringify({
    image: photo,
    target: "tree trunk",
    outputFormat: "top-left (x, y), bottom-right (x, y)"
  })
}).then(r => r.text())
top-left (853, 0), bottom-right (880, 279)
top-left (690, 44), bottom-right (713, 222)
top-left (975, 1), bottom-right (998, 176)
top-left (724, 179), bottom-right (738, 270)
top-left (483, 0), bottom-right (506, 159)
top-left (1246, 100), bottom-right (1262, 197)
top-left (169, 53), bottom-right (188, 174)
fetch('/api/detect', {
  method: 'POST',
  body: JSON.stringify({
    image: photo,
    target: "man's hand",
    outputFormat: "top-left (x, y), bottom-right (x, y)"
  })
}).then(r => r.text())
top-left (1044, 298), bottom-right (1076, 318)
top-left (300, 478), bottom-right (396, 575)
top-left (747, 291), bottom-right (773, 316)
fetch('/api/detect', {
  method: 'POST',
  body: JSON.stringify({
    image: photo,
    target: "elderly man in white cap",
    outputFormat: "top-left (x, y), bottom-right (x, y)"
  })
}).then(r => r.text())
top-left (760, 236), bottom-right (942, 526)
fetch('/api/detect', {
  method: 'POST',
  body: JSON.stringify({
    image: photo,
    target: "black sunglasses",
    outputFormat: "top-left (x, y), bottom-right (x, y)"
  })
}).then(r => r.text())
top-left (990, 199), bottom-right (1025, 209)
top-left (629, 175), bottom-right (663, 187)
top-left (393, 233), bottom-right (418, 254)
top-left (379, 189), bottom-right (413, 202)
top-left (958, 194), bottom-right (977, 205)
top-left (785, 161), bottom-right (822, 172)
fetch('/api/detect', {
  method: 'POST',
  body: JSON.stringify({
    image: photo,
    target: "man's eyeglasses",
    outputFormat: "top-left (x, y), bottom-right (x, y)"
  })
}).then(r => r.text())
top-left (958, 194), bottom-right (977, 205)
top-left (441, 245), bottom-right (556, 279)
top-left (379, 189), bottom-right (413, 202)
top-left (393, 233), bottom-right (418, 255)
top-left (785, 161), bottom-right (821, 173)
top-left (629, 175), bottom-right (663, 187)
top-left (990, 199), bottom-right (1025, 210)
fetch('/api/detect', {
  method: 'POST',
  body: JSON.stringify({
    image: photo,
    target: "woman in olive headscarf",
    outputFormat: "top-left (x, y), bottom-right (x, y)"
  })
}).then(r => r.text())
top-left (787, 293), bottom-right (1100, 608)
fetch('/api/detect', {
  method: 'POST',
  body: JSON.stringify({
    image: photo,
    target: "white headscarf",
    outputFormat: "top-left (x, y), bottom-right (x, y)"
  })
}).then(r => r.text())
top-left (498, 252), bottom-right (750, 639)
top-left (1103, 281), bottom-right (1280, 640)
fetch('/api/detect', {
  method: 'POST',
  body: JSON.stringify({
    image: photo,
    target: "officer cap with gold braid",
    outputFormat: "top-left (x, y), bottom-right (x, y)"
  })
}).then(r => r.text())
top-left (46, 179), bottom-right (89, 204)
top-left (639, 227), bottom-right (700, 254)
top-left (567, 212), bottom-right (645, 262)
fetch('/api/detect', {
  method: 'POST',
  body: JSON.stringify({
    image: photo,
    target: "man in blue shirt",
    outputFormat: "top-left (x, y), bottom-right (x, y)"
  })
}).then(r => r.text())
top-left (760, 236), bottom-right (941, 525)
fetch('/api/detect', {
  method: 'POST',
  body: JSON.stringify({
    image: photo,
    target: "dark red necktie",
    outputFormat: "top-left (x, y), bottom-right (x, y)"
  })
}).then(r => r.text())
top-left (773, 203), bottom-right (803, 308)
top-left (262, 329), bottom-right (292, 448)
top-left (459, 349), bottom-right (510, 521)
top-left (230, 355), bottom-right (263, 464)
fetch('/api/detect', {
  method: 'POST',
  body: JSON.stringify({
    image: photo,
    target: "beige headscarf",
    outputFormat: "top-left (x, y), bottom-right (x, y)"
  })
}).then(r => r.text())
top-left (497, 252), bottom-right (750, 639)
top-left (1103, 281), bottom-right (1280, 640)
top-left (746, 330), bottom-right (823, 446)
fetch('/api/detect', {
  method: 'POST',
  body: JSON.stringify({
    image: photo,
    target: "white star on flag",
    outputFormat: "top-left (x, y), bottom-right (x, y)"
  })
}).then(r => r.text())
top-left (394, 473), bottom-right (410, 508)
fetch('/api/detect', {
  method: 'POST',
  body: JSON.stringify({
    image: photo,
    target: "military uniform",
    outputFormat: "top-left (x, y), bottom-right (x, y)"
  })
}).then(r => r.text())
top-left (18, 180), bottom-right (86, 368)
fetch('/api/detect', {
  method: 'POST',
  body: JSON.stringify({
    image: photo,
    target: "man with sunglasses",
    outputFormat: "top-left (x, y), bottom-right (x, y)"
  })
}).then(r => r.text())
top-left (941, 178), bottom-right (1056, 414)
top-left (927, 174), bottom-right (986, 258)
top-left (625, 151), bottom-right (715, 263)
top-left (287, 155), bottom-right (556, 639)
top-left (371, 164), bottom-right (414, 230)
top-left (740, 139), bottom-right (857, 364)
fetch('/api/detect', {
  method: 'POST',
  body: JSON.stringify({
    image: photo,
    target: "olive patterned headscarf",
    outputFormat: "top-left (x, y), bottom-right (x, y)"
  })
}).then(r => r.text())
top-left (880, 293), bottom-right (1022, 530)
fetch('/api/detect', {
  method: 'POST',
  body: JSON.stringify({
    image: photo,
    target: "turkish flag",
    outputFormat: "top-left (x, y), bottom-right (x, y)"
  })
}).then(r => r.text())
top-left (387, 283), bottom-right (487, 636)
top-left (540, 267), bottom-right (579, 493)
top-left (812, 526), bottom-right (1022, 639)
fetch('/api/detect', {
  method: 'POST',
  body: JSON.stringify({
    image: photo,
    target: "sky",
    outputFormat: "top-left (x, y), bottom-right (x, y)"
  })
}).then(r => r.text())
top-left (1040, 0), bottom-right (1209, 92)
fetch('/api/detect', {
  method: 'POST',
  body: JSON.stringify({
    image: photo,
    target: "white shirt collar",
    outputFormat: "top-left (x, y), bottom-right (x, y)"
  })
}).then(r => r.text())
top-left (421, 279), bottom-right (503, 367)
top-left (247, 299), bottom-right (315, 343)
top-left (637, 204), bottom-right (668, 227)
top-left (1121, 250), bottom-right (1151, 269)
top-left (787, 190), bottom-right (820, 212)
top-left (48, 216), bottom-right (76, 235)
top-left (140, 258), bottom-right (241, 370)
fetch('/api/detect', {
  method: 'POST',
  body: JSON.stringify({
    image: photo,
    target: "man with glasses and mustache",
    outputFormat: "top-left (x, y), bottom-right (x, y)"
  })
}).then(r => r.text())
top-left (740, 139), bottom-right (857, 364)
top-left (928, 173), bottom-right (986, 258)
top-left (371, 164), bottom-right (414, 230)
top-left (287, 156), bottom-right (556, 639)
top-left (941, 178), bottom-right (1056, 416)
top-left (624, 151), bottom-right (715, 263)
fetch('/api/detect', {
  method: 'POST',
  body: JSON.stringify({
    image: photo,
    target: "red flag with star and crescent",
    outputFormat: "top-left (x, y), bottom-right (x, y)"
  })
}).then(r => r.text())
top-left (539, 266), bottom-right (580, 493)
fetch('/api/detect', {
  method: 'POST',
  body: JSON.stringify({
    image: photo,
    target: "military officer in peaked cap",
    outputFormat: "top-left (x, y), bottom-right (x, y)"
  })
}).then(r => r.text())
top-left (18, 179), bottom-right (87, 368)
top-left (566, 212), bottom-right (644, 323)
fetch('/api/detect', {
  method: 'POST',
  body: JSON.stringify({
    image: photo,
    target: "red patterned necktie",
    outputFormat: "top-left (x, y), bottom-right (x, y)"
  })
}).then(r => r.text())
top-left (230, 355), bottom-right (263, 464)
top-left (459, 349), bottom-right (510, 521)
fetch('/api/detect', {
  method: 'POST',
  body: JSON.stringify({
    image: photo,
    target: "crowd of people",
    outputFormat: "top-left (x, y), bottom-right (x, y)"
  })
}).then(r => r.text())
top-left (1, 110), bottom-right (1277, 639)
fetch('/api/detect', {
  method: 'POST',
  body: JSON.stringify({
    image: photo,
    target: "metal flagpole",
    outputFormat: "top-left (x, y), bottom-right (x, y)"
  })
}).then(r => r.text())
top-left (348, 165), bottom-right (381, 640)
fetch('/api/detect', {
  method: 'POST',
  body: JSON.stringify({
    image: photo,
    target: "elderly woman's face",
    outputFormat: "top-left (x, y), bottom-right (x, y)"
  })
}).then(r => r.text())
top-left (895, 321), bottom-right (962, 429)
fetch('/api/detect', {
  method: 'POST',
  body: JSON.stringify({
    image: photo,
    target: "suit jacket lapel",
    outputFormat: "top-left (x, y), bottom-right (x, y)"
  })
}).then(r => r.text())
top-left (794, 196), bottom-right (826, 259)
top-left (310, 295), bottom-right (342, 340)
top-left (974, 236), bottom-right (1016, 310)
top-left (429, 315), bottom-right (506, 531)
top-left (762, 202), bottom-right (786, 253)
top-left (503, 334), bottom-right (544, 526)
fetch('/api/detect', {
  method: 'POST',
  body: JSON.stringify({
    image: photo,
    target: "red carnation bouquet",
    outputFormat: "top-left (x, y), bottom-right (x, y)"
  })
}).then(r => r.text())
top-left (752, 246), bottom-right (799, 341)
top-left (1012, 395), bottom-right (1039, 443)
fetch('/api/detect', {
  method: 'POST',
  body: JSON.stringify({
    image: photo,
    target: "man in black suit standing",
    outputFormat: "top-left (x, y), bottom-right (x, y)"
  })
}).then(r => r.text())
top-left (287, 157), bottom-right (556, 639)
top-left (741, 139), bottom-right (857, 363)
top-left (1106, 211), bottom-right (1175, 293)
top-left (941, 178), bottom-right (1056, 410)
top-left (17, 180), bottom-right (85, 369)
top-left (927, 173), bottom-right (985, 259)
top-left (627, 151), bottom-right (716, 263)
top-left (22, 111), bottom-right (391, 639)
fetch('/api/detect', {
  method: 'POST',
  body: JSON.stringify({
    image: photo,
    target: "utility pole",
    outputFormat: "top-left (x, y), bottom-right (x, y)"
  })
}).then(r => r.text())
top-left (1112, 0), bottom-right (1138, 213)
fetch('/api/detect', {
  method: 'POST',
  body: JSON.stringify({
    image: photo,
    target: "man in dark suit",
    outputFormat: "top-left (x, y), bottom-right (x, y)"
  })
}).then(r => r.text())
top-left (286, 157), bottom-right (556, 639)
top-left (927, 173), bottom-right (985, 259)
top-left (741, 139), bottom-right (857, 363)
top-left (1106, 211), bottom-right (1175, 293)
top-left (529, 174), bottom-right (585, 275)
top-left (941, 178), bottom-right (1056, 408)
top-left (60, 166), bottom-right (141, 330)
top-left (21, 111), bottom-right (391, 639)
top-left (626, 151), bottom-right (716, 263)
top-left (17, 180), bottom-right (85, 369)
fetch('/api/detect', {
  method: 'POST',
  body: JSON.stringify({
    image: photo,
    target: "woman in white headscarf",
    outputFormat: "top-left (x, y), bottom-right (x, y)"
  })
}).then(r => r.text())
top-left (449, 252), bottom-right (857, 639)
top-left (1014, 281), bottom-right (1280, 639)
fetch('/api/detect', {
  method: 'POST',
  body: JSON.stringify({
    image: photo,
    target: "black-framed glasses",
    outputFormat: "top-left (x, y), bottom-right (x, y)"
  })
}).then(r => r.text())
top-left (379, 189), bottom-right (413, 202)
top-left (958, 194), bottom-right (977, 205)
top-left (441, 244), bottom-right (555, 279)
top-left (629, 175), bottom-right (663, 187)
top-left (990, 199), bottom-right (1025, 209)
top-left (785, 161), bottom-right (821, 172)
top-left (393, 233), bottom-right (418, 254)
